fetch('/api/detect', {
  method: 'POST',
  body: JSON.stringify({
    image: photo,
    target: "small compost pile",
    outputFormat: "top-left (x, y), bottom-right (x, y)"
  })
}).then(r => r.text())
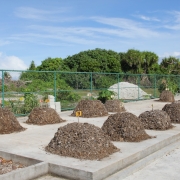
top-left (162, 103), bottom-right (180, 123)
top-left (46, 122), bottom-right (119, 160)
top-left (71, 100), bottom-right (108, 118)
top-left (104, 100), bottom-right (126, 112)
top-left (0, 108), bottom-right (25, 134)
top-left (139, 110), bottom-right (173, 130)
top-left (101, 112), bottom-right (152, 142)
top-left (159, 90), bottom-right (175, 102)
top-left (26, 107), bottom-right (65, 125)
top-left (0, 156), bottom-right (26, 175)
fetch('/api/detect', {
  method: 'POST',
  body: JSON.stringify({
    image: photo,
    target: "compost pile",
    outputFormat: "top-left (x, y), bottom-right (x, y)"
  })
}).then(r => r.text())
top-left (0, 108), bottom-right (25, 134)
top-left (162, 103), bottom-right (180, 123)
top-left (71, 100), bottom-right (108, 118)
top-left (139, 110), bottom-right (173, 130)
top-left (0, 156), bottom-right (26, 175)
top-left (104, 100), bottom-right (126, 112)
top-left (101, 112), bottom-right (152, 142)
top-left (46, 122), bottom-right (119, 160)
top-left (159, 90), bottom-right (175, 102)
top-left (26, 107), bottom-right (65, 125)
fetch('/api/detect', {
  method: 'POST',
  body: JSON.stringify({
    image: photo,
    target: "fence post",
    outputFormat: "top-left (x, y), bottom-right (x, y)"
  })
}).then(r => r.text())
top-left (138, 74), bottom-right (140, 100)
top-left (54, 71), bottom-right (56, 102)
top-left (154, 74), bottom-right (156, 98)
top-left (118, 73), bottom-right (120, 99)
top-left (1, 70), bottom-right (4, 107)
top-left (90, 72), bottom-right (93, 96)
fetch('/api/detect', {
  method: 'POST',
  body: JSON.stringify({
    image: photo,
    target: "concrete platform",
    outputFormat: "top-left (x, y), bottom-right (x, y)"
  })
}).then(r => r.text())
top-left (0, 97), bottom-right (180, 180)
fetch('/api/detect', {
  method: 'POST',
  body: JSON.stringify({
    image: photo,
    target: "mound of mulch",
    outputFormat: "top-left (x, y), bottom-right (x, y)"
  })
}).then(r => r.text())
top-left (104, 100), bottom-right (126, 112)
top-left (159, 90), bottom-right (175, 102)
top-left (0, 108), bottom-right (25, 134)
top-left (139, 110), bottom-right (173, 130)
top-left (162, 103), bottom-right (180, 123)
top-left (71, 100), bottom-right (108, 118)
top-left (101, 112), bottom-right (152, 142)
top-left (26, 107), bottom-right (65, 125)
top-left (45, 122), bottom-right (119, 160)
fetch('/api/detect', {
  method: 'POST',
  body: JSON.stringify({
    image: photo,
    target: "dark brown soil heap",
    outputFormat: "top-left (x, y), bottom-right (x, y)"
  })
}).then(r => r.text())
top-left (26, 107), bottom-right (65, 125)
top-left (159, 90), bottom-right (175, 102)
top-left (104, 100), bottom-right (126, 112)
top-left (162, 103), bottom-right (180, 123)
top-left (0, 108), bottom-right (25, 134)
top-left (46, 122), bottom-right (119, 160)
top-left (71, 100), bottom-right (108, 118)
top-left (139, 110), bottom-right (173, 130)
top-left (101, 112), bottom-right (152, 142)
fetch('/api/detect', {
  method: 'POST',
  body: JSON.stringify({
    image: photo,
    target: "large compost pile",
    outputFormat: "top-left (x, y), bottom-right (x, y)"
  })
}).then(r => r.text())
top-left (101, 112), bottom-right (152, 142)
top-left (162, 103), bottom-right (180, 123)
top-left (46, 122), bottom-right (119, 160)
top-left (71, 100), bottom-right (108, 118)
top-left (104, 100), bottom-right (126, 112)
top-left (159, 90), bottom-right (175, 102)
top-left (26, 107), bottom-right (65, 125)
top-left (0, 108), bottom-right (25, 134)
top-left (139, 110), bottom-right (173, 130)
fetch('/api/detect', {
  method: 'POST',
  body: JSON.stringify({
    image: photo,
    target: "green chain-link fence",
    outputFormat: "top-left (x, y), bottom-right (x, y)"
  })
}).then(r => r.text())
top-left (0, 70), bottom-right (180, 116)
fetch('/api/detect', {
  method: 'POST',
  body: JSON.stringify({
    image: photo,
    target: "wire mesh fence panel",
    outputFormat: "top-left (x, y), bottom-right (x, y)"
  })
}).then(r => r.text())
top-left (139, 74), bottom-right (156, 99)
top-left (56, 72), bottom-right (91, 110)
top-left (156, 74), bottom-right (180, 97)
top-left (1, 70), bottom-right (180, 115)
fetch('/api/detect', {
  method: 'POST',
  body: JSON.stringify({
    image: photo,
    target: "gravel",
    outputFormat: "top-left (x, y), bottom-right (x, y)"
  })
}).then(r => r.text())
top-left (108, 82), bottom-right (148, 99)
top-left (71, 100), bottom-right (108, 118)
top-left (0, 107), bottom-right (26, 134)
top-left (139, 110), bottom-right (173, 130)
top-left (104, 100), bottom-right (126, 112)
top-left (159, 90), bottom-right (175, 102)
top-left (26, 107), bottom-right (65, 125)
top-left (46, 122), bottom-right (119, 160)
top-left (101, 112), bottom-right (152, 142)
top-left (162, 103), bottom-right (180, 123)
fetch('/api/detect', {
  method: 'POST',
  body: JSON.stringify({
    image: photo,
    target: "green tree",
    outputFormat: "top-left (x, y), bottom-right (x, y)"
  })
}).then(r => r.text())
top-left (29, 61), bottom-right (36, 70)
top-left (120, 49), bottom-right (159, 74)
top-left (62, 48), bottom-right (121, 73)
top-left (160, 56), bottom-right (180, 75)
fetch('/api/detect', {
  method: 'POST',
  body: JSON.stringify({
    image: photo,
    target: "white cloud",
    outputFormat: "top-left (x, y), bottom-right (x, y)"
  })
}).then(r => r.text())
top-left (0, 53), bottom-right (27, 70)
top-left (0, 52), bottom-right (28, 79)
top-left (14, 7), bottom-right (80, 22)
top-left (134, 15), bottom-right (160, 22)
top-left (160, 51), bottom-right (180, 58)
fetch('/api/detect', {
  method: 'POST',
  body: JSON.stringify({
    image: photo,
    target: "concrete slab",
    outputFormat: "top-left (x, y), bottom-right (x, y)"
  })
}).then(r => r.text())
top-left (0, 97), bottom-right (180, 180)
top-left (0, 151), bottom-right (48, 180)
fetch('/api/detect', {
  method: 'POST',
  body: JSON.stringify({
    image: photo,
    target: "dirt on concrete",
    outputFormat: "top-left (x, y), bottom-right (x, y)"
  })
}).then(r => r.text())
top-left (0, 156), bottom-right (26, 175)
top-left (104, 100), bottom-right (126, 112)
top-left (71, 100), bottom-right (108, 118)
top-left (139, 110), bottom-right (173, 130)
top-left (26, 107), bottom-right (65, 125)
top-left (101, 112), bottom-right (152, 142)
top-left (0, 107), bottom-right (25, 134)
top-left (159, 90), bottom-right (175, 102)
top-left (162, 103), bottom-right (180, 123)
top-left (46, 122), bottom-right (119, 160)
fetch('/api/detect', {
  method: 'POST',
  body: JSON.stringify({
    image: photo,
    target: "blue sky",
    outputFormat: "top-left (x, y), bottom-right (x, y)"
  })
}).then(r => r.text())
top-left (1, 0), bottom-right (180, 70)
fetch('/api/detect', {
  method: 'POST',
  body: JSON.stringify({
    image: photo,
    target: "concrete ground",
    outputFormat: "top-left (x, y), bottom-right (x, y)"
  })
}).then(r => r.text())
top-left (1, 97), bottom-right (180, 180)
top-left (124, 145), bottom-right (180, 180)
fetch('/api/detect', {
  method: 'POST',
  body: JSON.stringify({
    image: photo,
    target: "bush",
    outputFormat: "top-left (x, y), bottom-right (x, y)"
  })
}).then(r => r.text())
top-left (97, 90), bottom-right (116, 103)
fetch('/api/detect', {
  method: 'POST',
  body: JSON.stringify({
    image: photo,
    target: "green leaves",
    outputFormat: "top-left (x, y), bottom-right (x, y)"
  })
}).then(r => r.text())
top-left (97, 90), bottom-right (115, 103)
